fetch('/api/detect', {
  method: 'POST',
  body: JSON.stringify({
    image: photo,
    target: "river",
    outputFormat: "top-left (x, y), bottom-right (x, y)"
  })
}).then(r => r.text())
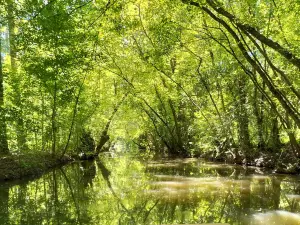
top-left (0, 153), bottom-right (300, 224)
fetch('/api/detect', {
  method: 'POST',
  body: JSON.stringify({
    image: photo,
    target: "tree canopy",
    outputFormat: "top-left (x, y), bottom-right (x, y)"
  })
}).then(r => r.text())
top-left (0, 0), bottom-right (299, 164)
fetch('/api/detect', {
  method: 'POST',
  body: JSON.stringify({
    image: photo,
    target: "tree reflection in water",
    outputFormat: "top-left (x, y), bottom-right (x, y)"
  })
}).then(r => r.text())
top-left (0, 155), bottom-right (300, 225)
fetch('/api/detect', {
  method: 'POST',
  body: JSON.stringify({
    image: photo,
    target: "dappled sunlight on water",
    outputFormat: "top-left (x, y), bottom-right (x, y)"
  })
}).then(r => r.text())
top-left (248, 211), bottom-right (300, 225)
top-left (1, 155), bottom-right (300, 224)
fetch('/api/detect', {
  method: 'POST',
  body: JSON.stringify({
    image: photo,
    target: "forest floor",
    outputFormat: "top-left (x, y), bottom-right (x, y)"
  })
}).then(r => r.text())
top-left (0, 153), bottom-right (73, 181)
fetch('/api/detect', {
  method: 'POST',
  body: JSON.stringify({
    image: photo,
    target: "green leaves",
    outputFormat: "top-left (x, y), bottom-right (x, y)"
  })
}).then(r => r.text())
top-left (0, 0), bottom-right (298, 157)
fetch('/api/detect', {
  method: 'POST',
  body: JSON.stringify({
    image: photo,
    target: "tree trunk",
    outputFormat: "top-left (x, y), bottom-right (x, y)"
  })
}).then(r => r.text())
top-left (61, 75), bottom-right (86, 157)
top-left (0, 33), bottom-right (9, 154)
top-left (41, 87), bottom-right (46, 151)
top-left (168, 99), bottom-right (185, 155)
top-left (95, 93), bottom-right (128, 154)
top-left (208, 7), bottom-right (300, 127)
top-left (269, 114), bottom-right (281, 152)
top-left (253, 81), bottom-right (265, 150)
top-left (237, 74), bottom-right (251, 160)
top-left (205, 0), bottom-right (300, 70)
top-left (51, 79), bottom-right (57, 155)
top-left (6, 0), bottom-right (27, 151)
top-left (285, 114), bottom-right (300, 157)
top-left (254, 87), bottom-right (264, 149)
top-left (182, 0), bottom-right (300, 128)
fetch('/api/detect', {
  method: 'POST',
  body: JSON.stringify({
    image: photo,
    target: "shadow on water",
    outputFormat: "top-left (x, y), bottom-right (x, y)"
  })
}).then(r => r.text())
top-left (0, 155), bottom-right (300, 224)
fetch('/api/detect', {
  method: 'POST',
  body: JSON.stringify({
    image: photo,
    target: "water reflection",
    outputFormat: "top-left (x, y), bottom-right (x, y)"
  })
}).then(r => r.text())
top-left (249, 211), bottom-right (300, 225)
top-left (0, 156), bottom-right (300, 224)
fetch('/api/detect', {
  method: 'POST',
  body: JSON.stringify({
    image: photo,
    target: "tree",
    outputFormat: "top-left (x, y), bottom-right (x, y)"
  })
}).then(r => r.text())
top-left (5, 0), bottom-right (28, 151)
top-left (0, 26), bottom-right (9, 154)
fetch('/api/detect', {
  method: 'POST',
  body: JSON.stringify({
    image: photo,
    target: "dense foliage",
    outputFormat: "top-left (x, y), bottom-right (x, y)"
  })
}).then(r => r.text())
top-left (0, 0), bottom-right (299, 163)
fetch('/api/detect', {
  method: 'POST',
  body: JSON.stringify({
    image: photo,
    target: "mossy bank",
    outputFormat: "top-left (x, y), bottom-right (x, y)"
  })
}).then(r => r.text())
top-left (0, 153), bottom-right (73, 181)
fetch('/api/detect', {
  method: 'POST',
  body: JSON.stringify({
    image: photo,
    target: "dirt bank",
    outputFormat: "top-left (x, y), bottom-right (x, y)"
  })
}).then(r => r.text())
top-left (0, 153), bottom-right (73, 181)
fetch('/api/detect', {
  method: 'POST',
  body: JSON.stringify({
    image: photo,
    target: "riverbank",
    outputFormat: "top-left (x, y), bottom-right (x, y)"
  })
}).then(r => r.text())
top-left (201, 146), bottom-right (300, 174)
top-left (0, 153), bottom-right (73, 181)
top-left (1, 148), bottom-right (300, 183)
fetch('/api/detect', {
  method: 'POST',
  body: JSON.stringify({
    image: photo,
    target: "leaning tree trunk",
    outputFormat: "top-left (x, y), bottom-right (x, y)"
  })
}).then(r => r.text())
top-left (95, 93), bottom-right (128, 154)
top-left (182, 0), bottom-right (300, 128)
top-left (61, 75), bottom-right (87, 157)
top-left (168, 99), bottom-right (186, 155)
top-left (204, 6), bottom-right (300, 127)
top-left (204, 0), bottom-right (300, 70)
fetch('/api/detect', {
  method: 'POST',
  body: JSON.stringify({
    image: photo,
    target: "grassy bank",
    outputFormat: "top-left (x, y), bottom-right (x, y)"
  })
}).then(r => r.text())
top-left (0, 153), bottom-right (73, 181)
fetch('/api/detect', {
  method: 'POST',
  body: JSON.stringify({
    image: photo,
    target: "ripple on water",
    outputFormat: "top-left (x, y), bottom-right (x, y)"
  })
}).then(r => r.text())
top-left (152, 175), bottom-right (251, 188)
top-left (145, 175), bottom-right (254, 203)
top-left (146, 163), bottom-right (180, 168)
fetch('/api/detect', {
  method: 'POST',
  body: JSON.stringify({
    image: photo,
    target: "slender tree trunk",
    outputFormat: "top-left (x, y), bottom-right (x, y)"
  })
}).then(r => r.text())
top-left (197, 68), bottom-right (222, 121)
top-left (142, 106), bottom-right (173, 154)
top-left (168, 99), bottom-right (185, 155)
top-left (0, 33), bottom-right (9, 154)
top-left (6, 0), bottom-right (27, 151)
top-left (62, 75), bottom-right (86, 157)
top-left (237, 74), bottom-right (251, 160)
top-left (285, 113), bottom-right (300, 157)
top-left (268, 113), bottom-right (281, 152)
top-left (41, 87), bottom-right (45, 152)
top-left (205, 0), bottom-right (300, 70)
top-left (253, 82), bottom-right (265, 150)
top-left (95, 93), bottom-right (128, 154)
top-left (51, 79), bottom-right (57, 155)
top-left (183, 1), bottom-right (300, 127)
top-left (157, 74), bottom-right (186, 155)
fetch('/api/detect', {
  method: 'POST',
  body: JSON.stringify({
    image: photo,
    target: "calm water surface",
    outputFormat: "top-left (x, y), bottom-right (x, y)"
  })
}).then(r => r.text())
top-left (1, 154), bottom-right (300, 225)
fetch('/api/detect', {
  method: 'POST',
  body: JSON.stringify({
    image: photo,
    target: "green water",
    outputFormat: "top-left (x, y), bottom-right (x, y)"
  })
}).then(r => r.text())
top-left (1, 154), bottom-right (300, 225)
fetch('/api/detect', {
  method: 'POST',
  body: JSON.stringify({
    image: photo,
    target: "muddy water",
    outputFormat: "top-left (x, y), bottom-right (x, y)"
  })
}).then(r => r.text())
top-left (0, 155), bottom-right (300, 224)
